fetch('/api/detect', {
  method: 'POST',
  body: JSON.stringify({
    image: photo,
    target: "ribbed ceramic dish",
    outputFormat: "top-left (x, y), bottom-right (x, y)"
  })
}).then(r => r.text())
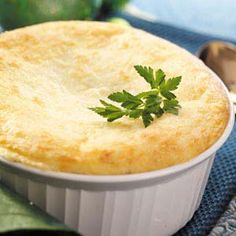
top-left (0, 74), bottom-right (234, 236)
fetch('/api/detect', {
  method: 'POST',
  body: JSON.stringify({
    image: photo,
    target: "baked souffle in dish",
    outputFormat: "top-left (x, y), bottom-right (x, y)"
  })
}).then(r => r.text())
top-left (0, 21), bottom-right (229, 175)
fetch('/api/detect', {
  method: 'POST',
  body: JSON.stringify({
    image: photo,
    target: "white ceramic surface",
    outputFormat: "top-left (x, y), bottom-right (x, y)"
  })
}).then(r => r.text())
top-left (0, 72), bottom-right (234, 236)
top-left (0, 154), bottom-right (215, 236)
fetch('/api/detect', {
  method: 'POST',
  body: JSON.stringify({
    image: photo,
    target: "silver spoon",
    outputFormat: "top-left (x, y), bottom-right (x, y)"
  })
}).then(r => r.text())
top-left (197, 41), bottom-right (236, 111)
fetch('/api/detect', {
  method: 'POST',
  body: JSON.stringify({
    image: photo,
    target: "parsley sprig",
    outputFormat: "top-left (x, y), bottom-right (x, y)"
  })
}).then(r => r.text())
top-left (89, 65), bottom-right (182, 127)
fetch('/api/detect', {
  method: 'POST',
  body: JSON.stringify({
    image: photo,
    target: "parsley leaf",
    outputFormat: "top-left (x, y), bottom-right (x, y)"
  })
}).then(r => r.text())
top-left (163, 99), bottom-right (181, 115)
top-left (89, 65), bottom-right (182, 127)
top-left (134, 65), bottom-right (155, 88)
top-left (129, 109), bottom-right (143, 119)
top-left (154, 69), bottom-right (165, 88)
top-left (108, 91), bottom-right (127, 102)
top-left (142, 112), bottom-right (154, 128)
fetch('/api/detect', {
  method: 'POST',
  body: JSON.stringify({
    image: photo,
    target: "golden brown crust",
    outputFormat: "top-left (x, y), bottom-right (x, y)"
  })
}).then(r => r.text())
top-left (0, 21), bottom-right (229, 175)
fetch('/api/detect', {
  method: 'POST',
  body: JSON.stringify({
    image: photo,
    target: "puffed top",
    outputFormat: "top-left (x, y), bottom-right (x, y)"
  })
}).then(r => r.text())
top-left (0, 21), bottom-right (229, 175)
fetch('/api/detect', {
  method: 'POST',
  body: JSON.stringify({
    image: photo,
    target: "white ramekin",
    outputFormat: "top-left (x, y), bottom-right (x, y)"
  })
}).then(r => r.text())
top-left (0, 73), bottom-right (234, 236)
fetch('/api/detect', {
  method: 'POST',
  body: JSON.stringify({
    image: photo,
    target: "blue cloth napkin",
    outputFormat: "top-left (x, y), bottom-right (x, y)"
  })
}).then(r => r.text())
top-left (114, 12), bottom-right (236, 236)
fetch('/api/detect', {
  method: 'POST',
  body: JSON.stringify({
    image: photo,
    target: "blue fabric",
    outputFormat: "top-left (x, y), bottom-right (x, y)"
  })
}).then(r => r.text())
top-left (115, 12), bottom-right (236, 236)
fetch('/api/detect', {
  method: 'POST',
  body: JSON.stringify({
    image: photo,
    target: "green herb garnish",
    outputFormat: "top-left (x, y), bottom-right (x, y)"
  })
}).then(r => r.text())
top-left (89, 65), bottom-right (182, 127)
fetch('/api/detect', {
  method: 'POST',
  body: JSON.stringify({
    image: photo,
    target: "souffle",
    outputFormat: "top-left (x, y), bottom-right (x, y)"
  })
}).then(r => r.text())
top-left (0, 21), bottom-right (229, 175)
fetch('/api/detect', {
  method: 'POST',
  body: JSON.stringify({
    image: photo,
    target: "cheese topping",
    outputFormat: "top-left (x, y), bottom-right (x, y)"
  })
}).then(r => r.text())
top-left (0, 21), bottom-right (229, 175)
